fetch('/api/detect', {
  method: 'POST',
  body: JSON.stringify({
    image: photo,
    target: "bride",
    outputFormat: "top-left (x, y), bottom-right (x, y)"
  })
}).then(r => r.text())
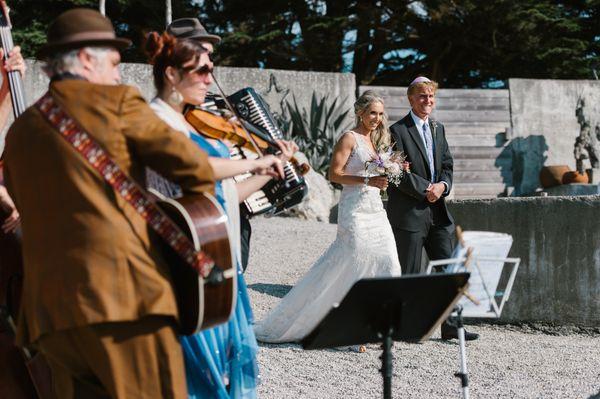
top-left (254, 90), bottom-right (403, 345)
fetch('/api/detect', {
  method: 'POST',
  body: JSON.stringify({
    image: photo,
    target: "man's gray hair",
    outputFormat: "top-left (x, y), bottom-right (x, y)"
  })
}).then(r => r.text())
top-left (43, 47), bottom-right (113, 78)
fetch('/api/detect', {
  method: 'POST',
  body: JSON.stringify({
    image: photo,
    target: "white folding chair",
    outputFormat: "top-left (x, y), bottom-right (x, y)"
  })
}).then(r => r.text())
top-left (426, 227), bottom-right (521, 399)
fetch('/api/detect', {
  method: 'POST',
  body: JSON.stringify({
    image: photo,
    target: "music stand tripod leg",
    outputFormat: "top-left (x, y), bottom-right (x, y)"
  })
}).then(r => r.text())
top-left (380, 326), bottom-right (393, 399)
top-left (453, 306), bottom-right (470, 399)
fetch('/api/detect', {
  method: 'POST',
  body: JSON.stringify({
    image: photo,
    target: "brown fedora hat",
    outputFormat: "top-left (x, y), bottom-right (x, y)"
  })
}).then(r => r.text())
top-left (167, 18), bottom-right (221, 44)
top-left (37, 8), bottom-right (131, 59)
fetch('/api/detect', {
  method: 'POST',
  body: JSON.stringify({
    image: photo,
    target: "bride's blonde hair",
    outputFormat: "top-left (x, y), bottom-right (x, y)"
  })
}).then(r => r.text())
top-left (354, 90), bottom-right (391, 152)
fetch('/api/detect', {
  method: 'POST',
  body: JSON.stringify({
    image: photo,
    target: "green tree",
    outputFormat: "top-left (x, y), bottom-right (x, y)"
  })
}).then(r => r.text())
top-left (5, 0), bottom-right (599, 87)
top-left (378, 0), bottom-right (599, 87)
top-left (349, 0), bottom-right (414, 85)
top-left (9, 0), bottom-right (200, 62)
top-left (200, 0), bottom-right (299, 69)
top-left (202, 0), bottom-right (599, 87)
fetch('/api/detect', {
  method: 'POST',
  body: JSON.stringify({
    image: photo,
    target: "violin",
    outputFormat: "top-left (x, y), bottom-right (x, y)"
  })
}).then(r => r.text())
top-left (185, 107), bottom-right (277, 155)
top-left (184, 106), bottom-right (310, 175)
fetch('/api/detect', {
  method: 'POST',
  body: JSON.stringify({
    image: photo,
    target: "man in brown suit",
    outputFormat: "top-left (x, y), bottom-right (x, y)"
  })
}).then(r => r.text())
top-left (2, 9), bottom-right (215, 398)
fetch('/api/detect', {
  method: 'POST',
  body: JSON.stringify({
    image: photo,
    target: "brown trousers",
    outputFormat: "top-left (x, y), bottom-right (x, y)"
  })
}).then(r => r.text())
top-left (36, 316), bottom-right (187, 399)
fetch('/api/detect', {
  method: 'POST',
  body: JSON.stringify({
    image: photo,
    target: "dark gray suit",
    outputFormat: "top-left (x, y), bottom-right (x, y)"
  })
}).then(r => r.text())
top-left (387, 112), bottom-right (455, 275)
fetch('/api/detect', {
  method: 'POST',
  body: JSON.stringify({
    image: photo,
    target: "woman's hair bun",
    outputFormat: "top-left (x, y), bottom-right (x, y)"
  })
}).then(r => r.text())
top-left (144, 31), bottom-right (175, 65)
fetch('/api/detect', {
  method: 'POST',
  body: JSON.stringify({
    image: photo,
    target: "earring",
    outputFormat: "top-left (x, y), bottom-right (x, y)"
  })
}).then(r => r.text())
top-left (168, 88), bottom-right (184, 106)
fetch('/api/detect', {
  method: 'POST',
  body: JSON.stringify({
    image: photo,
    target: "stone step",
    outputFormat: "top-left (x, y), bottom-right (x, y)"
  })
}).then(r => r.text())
top-left (386, 120), bottom-right (510, 140)
top-left (386, 109), bottom-right (510, 123)
top-left (443, 122), bottom-right (510, 135)
top-left (362, 85), bottom-right (509, 99)
top-left (452, 182), bottom-right (506, 198)
top-left (450, 146), bottom-right (509, 159)
top-left (435, 110), bottom-right (510, 123)
top-left (454, 159), bottom-right (505, 171)
top-left (454, 170), bottom-right (505, 183)
top-left (384, 98), bottom-right (509, 111)
top-left (447, 134), bottom-right (500, 147)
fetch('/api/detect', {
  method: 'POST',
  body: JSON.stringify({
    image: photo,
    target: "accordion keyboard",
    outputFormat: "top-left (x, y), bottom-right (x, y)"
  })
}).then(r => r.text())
top-left (229, 145), bottom-right (274, 215)
top-left (237, 91), bottom-right (303, 189)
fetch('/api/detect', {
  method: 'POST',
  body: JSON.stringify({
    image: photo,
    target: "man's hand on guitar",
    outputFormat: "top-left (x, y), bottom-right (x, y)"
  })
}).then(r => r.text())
top-left (1, 46), bottom-right (26, 77)
top-left (251, 155), bottom-right (284, 179)
top-left (0, 185), bottom-right (20, 233)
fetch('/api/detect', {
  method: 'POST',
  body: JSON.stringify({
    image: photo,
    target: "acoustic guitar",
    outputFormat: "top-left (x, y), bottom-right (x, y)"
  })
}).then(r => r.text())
top-left (151, 189), bottom-right (237, 334)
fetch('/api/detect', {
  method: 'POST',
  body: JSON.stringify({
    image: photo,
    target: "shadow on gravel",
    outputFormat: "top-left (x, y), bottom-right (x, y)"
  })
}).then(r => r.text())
top-left (258, 342), bottom-right (302, 350)
top-left (257, 342), bottom-right (358, 354)
top-left (588, 393), bottom-right (600, 399)
top-left (428, 338), bottom-right (458, 346)
top-left (248, 283), bottom-right (293, 298)
top-left (469, 320), bottom-right (600, 336)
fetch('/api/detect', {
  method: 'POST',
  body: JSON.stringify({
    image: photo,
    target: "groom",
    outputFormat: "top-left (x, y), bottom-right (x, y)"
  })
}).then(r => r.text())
top-left (386, 77), bottom-right (478, 341)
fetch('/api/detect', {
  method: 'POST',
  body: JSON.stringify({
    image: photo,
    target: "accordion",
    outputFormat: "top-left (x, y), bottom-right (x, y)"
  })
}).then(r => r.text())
top-left (213, 88), bottom-right (308, 217)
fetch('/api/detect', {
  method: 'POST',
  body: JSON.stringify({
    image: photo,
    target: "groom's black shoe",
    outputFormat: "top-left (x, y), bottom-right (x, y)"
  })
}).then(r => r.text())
top-left (441, 321), bottom-right (479, 341)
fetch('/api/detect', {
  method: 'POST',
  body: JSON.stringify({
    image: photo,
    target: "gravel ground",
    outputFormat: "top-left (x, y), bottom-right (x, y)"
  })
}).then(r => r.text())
top-left (245, 217), bottom-right (600, 399)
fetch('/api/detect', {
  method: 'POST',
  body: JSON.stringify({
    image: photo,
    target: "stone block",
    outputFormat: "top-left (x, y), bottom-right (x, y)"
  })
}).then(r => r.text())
top-left (543, 183), bottom-right (600, 196)
top-left (448, 196), bottom-right (600, 326)
top-left (283, 152), bottom-right (338, 222)
top-left (508, 78), bottom-right (600, 194)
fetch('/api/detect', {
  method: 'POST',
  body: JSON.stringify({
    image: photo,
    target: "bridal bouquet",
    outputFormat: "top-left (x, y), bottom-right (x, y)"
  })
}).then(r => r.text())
top-left (365, 148), bottom-right (409, 186)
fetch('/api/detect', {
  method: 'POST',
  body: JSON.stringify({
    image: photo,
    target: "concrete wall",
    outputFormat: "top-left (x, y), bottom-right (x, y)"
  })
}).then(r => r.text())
top-left (448, 196), bottom-right (600, 326)
top-left (508, 79), bottom-right (600, 194)
top-left (1, 60), bottom-right (356, 154)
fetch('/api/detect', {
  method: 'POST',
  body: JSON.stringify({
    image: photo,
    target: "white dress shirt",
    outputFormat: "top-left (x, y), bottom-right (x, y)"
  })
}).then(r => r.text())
top-left (409, 110), bottom-right (449, 194)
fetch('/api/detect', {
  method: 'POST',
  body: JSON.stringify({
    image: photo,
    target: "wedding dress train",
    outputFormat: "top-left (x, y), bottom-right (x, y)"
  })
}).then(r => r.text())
top-left (254, 131), bottom-right (402, 343)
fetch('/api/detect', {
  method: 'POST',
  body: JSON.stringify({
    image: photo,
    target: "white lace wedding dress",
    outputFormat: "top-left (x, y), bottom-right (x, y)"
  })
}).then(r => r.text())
top-left (254, 131), bottom-right (402, 343)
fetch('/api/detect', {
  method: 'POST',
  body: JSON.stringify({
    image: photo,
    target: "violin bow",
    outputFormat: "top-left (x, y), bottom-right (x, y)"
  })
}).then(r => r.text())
top-left (209, 72), bottom-right (269, 157)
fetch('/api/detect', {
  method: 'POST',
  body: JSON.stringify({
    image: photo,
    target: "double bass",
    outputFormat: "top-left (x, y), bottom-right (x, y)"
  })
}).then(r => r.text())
top-left (0, 2), bottom-right (55, 398)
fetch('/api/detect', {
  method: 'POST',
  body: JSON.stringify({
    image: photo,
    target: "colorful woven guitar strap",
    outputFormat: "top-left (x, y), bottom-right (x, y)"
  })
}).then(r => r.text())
top-left (35, 92), bottom-right (217, 279)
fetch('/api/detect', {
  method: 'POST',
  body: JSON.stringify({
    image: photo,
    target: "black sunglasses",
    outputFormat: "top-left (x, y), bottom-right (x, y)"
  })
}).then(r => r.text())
top-left (180, 63), bottom-right (214, 76)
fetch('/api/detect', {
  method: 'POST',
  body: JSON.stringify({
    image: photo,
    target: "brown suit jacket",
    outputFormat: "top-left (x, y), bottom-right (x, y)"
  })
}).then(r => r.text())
top-left (3, 79), bottom-right (215, 345)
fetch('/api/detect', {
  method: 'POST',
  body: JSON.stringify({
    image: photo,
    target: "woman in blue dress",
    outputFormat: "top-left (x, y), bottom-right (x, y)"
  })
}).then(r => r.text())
top-left (143, 31), bottom-right (297, 398)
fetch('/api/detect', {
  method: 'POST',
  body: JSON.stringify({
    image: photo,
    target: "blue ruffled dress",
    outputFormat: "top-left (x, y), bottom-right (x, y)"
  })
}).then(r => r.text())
top-left (181, 132), bottom-right (259, 399)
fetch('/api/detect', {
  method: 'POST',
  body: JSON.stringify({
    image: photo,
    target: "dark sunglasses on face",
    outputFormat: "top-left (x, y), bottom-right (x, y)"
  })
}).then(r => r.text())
top-left (181, 63), bottom-right (214, 76)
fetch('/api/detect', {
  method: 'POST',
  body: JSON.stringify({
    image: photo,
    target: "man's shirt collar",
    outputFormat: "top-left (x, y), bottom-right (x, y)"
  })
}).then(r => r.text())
top-left (410, 110), bottom-right (430, 130)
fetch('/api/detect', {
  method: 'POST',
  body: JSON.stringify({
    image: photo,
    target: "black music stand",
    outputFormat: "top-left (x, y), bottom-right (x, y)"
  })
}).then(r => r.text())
top-left (301, 273), bottom-right (470, 399)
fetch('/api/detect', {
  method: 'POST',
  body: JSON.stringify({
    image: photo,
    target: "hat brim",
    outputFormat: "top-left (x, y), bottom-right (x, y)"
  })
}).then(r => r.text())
top-left (36, 37), bottom-right (132, 59)
top-left (183, 33), bottom-right (221, 45)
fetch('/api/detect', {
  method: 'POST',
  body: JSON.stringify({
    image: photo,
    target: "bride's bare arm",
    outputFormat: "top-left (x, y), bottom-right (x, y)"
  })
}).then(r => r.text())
top-left (328, 133), bottom-right (388, 189)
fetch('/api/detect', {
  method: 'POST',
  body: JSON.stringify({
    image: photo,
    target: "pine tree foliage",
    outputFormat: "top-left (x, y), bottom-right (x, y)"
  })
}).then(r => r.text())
top-left (6, 0), bottom-right (599, 87)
